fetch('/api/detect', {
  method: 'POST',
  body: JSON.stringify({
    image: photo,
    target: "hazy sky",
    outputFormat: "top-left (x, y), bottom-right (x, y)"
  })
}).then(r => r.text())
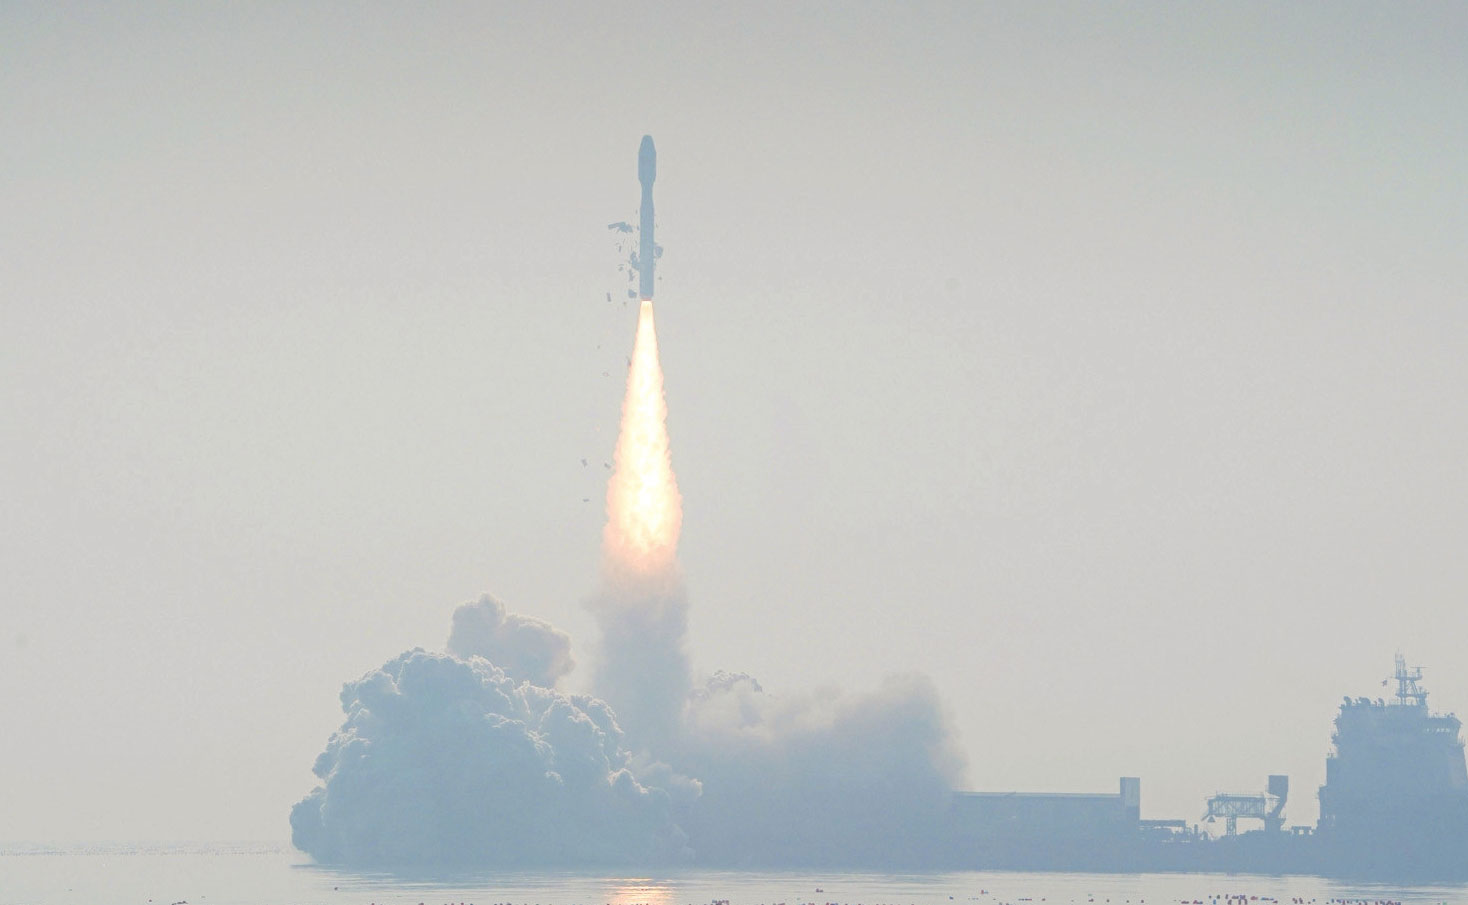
top-left (3, 2), bottom-right (1467, 844)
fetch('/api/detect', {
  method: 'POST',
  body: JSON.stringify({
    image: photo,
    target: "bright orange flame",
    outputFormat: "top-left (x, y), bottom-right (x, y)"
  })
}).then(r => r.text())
top-left (603, 299), bottom-right (682, 582)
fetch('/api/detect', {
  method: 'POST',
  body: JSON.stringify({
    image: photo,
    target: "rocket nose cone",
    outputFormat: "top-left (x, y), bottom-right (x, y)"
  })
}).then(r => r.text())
top-left (638, 135), bottom-right (656, 185)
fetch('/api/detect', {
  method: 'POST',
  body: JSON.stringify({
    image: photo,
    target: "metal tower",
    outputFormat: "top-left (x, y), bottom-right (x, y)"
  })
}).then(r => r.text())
top-left (1393, 653), bottom-right (1429, 708)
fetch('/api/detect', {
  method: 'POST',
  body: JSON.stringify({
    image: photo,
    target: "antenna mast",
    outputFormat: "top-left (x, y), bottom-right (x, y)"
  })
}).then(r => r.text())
top-left (1393, 653), bottom-right (1428, 708)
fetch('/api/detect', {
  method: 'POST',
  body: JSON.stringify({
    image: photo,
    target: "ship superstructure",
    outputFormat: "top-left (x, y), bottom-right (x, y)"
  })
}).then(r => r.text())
top-left (1315, 655), bottom-right (1468, 876)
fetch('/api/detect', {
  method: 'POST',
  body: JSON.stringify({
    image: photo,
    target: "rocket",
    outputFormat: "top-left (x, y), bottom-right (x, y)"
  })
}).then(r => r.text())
top-left (635, 135), bottom-right (657, 299)
top-left (609, 136), bottom-right (659, 300)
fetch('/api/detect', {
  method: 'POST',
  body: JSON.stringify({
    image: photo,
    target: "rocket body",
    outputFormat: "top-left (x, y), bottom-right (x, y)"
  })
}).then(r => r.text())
top-left (637, 135), bottom-right (656, 299)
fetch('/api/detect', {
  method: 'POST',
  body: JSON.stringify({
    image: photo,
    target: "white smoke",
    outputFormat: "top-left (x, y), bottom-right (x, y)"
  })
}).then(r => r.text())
top-left (447, 594), bottom-right (574, 688)
top-left (290, 645), bottom-right (687, 867)
top-left (676, 668), bottom-right (967, 867)
top-left (586, 582), bottom-right (691, 753)
top-left (585, 576), bottom-right (967, 867)
top-left (292, 588), bottom-right (964, 869)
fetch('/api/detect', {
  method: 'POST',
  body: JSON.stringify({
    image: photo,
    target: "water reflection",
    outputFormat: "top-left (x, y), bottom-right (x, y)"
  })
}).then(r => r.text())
top-left (601, 878), bottom-right (677, 905)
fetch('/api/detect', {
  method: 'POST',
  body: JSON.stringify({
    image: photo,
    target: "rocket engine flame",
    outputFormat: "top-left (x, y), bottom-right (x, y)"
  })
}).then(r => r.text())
top-left (603, 299), bottom-right (682, 586)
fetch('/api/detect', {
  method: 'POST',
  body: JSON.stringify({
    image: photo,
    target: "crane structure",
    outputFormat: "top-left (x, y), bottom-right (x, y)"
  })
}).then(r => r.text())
top-left (1204, 775), bottom-right (1289, 836)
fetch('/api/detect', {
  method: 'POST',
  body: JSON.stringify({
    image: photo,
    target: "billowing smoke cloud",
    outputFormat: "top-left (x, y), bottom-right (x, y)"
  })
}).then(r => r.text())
top-left (447, 594), bottom-right (574, 688)
top-left (579, 599), bottom-right (967, 868)
top-left (585, 588), bottom-right (966, 866)
top-left (290, 647), bottom-right (688, 867)
top-left (676, 669), bottom-right (966, 867)
top-left (294, 587), bottom-right (964, 870)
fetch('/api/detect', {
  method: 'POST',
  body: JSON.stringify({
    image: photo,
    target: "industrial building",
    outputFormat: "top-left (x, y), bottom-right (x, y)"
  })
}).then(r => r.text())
top-left (947, 778), bottom-right (1141, 869)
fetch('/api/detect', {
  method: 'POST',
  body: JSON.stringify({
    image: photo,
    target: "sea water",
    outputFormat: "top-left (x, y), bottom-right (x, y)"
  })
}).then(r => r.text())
top-left (2, 845), bottom-right (1465, 905)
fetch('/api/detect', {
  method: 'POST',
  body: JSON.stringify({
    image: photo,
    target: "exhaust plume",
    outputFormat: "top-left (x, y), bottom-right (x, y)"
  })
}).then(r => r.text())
top-left (602, 299), bottom-right (682, 591)
top-left (590, 299), bottom-right (692, 750)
